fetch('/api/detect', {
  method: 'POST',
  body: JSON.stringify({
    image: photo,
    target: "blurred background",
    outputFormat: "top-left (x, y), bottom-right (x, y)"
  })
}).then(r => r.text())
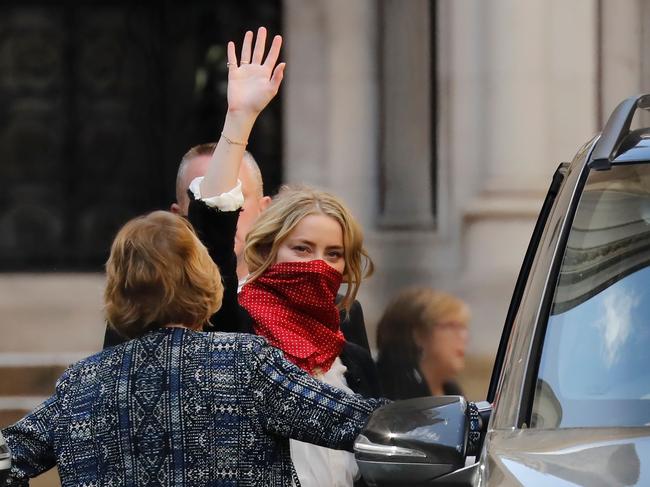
top-left (1, 0), bottom-right (650, 482)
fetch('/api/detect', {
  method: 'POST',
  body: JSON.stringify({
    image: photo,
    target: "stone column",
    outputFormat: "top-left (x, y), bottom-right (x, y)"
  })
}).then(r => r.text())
top-left (600, 0), bottom-right (650, 126)
top-left (480, 0), bottom-right (598, 194)
top-left (282, 0), bottom-right (379, 227)
top-left (282, 1), bottom-right (329, 188)
top-left (378, 0), bottom-right (434, 229)
top-left (438, 0), bottom-right (599, 361)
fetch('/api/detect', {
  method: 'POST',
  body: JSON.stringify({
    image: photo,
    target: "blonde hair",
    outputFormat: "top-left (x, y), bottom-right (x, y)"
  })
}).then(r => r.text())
top-left (244, 185), bottom-right (374, 310)
top-left (104, 211), bottom-right (223, 338)
top-left (376, 288), bottom-right (470, 360)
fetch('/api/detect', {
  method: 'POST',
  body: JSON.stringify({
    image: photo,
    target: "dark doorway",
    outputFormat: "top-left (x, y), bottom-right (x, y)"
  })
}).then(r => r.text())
top-left (0, 1), bottom-right (283, 271)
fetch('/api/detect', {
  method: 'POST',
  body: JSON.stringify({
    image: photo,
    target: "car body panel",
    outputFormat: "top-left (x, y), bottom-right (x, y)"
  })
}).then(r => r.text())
top-left (613, 128), bottom-right (650, 164)
top-left (480, 428), bottom-right (650, 486)
top-left (355, 97), bottom-right (650, 486)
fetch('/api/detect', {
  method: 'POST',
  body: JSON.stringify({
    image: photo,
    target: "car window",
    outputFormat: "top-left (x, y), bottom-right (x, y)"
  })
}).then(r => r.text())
top-left (531, 164), bottom-right (650, 429)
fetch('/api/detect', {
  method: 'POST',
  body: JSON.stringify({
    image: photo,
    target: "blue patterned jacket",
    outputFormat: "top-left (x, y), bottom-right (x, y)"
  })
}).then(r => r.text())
top-left (2, 328), bottom-right (385, 486)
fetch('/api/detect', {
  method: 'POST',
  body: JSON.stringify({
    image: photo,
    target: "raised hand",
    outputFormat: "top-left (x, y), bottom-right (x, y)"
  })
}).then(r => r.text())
top-left (226, 27), bottom-right (285, 116)
top-left (199, 27), bottom-right (284, 199)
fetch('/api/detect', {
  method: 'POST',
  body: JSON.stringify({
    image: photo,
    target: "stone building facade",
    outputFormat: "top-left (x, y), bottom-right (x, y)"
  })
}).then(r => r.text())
top-left (282, 0), bottom-right (650, 395)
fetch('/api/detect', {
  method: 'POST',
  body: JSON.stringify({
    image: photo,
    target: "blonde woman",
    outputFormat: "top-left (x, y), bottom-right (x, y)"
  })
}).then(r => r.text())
top-left (376, 288), bottom-right (470, 400)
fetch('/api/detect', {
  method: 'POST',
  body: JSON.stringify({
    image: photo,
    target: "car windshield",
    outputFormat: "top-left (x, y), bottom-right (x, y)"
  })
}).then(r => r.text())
top-left (531, 164), bottom-right (650, 429)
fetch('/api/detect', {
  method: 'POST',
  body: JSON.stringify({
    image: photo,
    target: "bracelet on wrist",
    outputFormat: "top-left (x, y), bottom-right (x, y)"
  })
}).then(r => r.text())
top-left (221, 132), bottom-right (248, 147)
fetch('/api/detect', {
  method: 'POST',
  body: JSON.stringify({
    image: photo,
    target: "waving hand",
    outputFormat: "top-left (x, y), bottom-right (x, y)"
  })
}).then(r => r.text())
top-left (226, 27), bottom-right (286, 116)
top-left (200, 27), bottom-right (285, 198)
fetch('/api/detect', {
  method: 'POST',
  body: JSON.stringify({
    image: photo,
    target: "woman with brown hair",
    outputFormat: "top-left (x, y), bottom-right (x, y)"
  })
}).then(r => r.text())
top-left (376, 288), bottom-right (470, 400)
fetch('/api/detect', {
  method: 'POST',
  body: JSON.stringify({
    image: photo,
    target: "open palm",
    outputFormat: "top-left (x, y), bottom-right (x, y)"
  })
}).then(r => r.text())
top-left (227, 27), bottom-right (285, 115)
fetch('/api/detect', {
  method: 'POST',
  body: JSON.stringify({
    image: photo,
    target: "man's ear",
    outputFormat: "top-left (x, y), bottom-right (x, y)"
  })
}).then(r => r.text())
top-left (259, 195), bottom-right (272, 211)
top-left (170, 202), bottom-right (182, 215)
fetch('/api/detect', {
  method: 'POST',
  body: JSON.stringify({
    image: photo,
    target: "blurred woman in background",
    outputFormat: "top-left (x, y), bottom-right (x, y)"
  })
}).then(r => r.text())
top-left (376, 288), bottom-right (470, 400)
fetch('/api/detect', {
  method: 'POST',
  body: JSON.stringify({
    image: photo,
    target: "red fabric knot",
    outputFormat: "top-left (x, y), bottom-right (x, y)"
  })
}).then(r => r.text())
top-left (239, 259), bottom-right (345, 375)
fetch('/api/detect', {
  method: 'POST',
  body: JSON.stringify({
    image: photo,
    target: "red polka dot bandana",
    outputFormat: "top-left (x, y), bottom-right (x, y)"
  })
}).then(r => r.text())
top-left (239, 259), bottom-right (345, 375)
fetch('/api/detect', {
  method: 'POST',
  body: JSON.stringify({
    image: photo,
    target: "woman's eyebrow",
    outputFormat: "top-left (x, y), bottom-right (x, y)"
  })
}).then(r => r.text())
top-left (289, 238), bottom-right (343, 250)
top-left (290, 238), bottom-right (316, 246)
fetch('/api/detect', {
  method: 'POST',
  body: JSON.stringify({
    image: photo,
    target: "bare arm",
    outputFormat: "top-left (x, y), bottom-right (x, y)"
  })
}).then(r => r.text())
top-left (200, 27), bottom-right (285, 198)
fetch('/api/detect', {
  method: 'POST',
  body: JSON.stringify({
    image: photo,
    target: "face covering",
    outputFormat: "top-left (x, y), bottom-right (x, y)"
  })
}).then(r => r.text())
top-left (239, 259), bottom-right (345, 375)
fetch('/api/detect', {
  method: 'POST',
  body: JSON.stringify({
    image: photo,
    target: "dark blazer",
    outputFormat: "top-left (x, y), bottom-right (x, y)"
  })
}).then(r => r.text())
top-left (339, 298), bottom-right (370, 352)
top-left (5, 328), bottom-right (384, 486)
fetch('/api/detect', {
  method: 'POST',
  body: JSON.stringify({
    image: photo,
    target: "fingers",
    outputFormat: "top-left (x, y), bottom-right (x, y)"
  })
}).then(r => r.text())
top-left (227, 41), bottom-right (237, 69)
top-left (263, 35), bottom-right (283, 69)
top-left (240, 30), bottom-right (253, 64)
top-left (270, 62), bottom-right (286, 93)
top-left (231, 27), bottom-right (282, 72)
top-left (252, 26), bottom-right (267, 64)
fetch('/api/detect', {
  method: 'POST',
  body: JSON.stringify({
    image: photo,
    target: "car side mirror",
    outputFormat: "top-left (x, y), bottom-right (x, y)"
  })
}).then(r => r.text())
top-left (354, 396), bottom-right (486, 486)
top-left (0, 431), bottom-right (10, 483)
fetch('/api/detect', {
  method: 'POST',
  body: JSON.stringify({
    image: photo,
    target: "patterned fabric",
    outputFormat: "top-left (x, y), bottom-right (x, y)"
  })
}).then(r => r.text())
top-left (2, 328), bottom-right (385, 486)
top-left (239, 260), bottom-right (346, 375)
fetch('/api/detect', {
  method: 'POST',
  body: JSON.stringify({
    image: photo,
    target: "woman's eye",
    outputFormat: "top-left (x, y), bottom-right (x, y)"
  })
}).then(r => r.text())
top-left (293, 245), bottom-right (309, 253)
top-left (327, 251), bottom-right (343, 259)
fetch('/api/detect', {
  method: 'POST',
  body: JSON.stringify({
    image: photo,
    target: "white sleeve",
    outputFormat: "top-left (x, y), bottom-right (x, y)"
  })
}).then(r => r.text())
top-left (289, 358), bottom-right (360, 486)
top-left (189, 176), bottom-right (244, 211)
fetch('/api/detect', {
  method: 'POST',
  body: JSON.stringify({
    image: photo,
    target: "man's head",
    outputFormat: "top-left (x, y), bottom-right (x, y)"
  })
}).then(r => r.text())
top-left (171, 143), bottom-right (271, 271)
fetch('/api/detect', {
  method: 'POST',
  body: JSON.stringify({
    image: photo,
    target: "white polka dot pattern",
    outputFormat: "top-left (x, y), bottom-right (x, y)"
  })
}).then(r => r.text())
top-left (239, 260), bottom-right (345, 375)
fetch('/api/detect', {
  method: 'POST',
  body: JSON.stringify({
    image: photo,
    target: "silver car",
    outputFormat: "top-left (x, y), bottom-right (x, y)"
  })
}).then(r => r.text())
top-left (355, 95), bottom-right (650, 486)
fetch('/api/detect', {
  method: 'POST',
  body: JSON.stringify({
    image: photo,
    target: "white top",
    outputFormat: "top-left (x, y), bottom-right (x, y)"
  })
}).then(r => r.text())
top-left (291, 358), bottom-right (359, 486)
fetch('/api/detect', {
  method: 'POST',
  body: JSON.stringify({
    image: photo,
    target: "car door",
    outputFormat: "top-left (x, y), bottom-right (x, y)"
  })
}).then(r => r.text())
top-left (481, 144), bottom-right (650, 486)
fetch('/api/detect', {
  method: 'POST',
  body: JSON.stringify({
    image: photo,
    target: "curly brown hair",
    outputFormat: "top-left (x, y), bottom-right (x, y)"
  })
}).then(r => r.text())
top-left (104, 211), bottom-right (223, 338)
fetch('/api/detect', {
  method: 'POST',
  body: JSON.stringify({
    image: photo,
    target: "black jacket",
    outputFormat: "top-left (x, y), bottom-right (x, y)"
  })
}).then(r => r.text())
top-left (339, 297), bottom-right (370, 352)
top-left (375, 354), bottom-right (462, 400)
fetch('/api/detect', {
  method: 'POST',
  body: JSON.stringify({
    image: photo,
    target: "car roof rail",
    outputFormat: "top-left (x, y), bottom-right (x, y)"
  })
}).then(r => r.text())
top-left (589, 93), bottom-right (650, 170)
